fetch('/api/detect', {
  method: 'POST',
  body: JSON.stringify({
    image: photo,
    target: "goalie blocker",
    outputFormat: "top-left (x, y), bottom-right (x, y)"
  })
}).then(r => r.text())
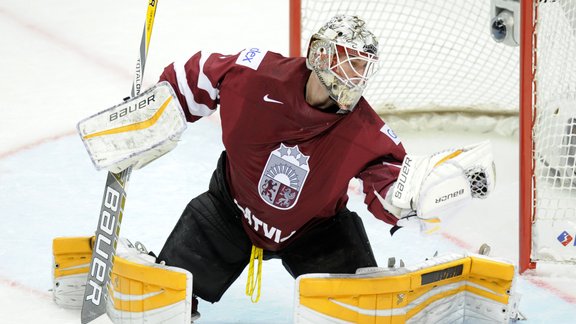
top-left (77, 81), bottom-right (187, 173)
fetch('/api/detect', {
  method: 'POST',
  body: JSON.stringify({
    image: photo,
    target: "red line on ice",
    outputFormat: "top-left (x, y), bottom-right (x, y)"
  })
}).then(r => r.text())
top-left (0, 274), bottom-right (51, 300)
top-left (0, 131), bottom-right (75, 160)
top-left (525, 276), bottom-right (576, 305)
top-left (0, 6), bottom-right (130, 80)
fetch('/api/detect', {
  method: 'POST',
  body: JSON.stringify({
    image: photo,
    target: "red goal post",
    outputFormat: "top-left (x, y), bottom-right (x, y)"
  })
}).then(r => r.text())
top-left (519, 0), bottom-right (536, 274)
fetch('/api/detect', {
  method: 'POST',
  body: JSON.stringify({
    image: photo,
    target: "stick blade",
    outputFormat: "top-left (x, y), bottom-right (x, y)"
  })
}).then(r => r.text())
top-left (81, 306), bottom-right (105, 324)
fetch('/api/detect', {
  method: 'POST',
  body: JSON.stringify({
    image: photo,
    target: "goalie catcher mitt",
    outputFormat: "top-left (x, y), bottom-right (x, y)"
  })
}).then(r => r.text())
top-left (391, 140), bottom-right (496, 223)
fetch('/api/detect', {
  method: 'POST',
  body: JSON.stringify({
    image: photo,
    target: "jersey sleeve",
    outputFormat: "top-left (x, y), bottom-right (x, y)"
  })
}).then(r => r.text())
top-left (158, 51), bottom-right (237, 123)
top-left (358, 157), bottom-right (403, 225)
top-left (356, 120), bottom-right (406, 225)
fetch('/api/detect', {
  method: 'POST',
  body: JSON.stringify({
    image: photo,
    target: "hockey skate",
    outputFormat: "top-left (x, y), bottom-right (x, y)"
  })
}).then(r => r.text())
top-left (191, 296), bottom-right (200, 322)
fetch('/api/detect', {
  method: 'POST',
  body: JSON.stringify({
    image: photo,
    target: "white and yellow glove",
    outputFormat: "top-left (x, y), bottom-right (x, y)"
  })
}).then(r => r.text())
top-left (380, 141), bottom-right (496, 233)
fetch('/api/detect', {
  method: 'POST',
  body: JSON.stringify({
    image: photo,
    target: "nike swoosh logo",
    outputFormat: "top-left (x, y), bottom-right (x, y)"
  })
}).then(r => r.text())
top-left (263, 94), bottom-right (284, 104)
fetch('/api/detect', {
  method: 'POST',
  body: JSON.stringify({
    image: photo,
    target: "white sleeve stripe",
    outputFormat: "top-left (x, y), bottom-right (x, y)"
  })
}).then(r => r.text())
top-left (356, 179), bottom-right (367, 201)
top-left (382, 161), bottom-right (401, 168)
top-left (174, 57), bottom-right (215, 117)
top-left (374, 187), bottom-right (403, 219)
top-left (198, 52), bottom-right (219, 101)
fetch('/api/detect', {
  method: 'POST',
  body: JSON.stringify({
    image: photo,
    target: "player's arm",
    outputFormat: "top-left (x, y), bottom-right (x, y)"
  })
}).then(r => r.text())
top-left (358, 158), bottom-right (405, 226)
top-left (77, 51), bottom-right (243, 173)
top-left (158, 51), bottom-right (238, 122)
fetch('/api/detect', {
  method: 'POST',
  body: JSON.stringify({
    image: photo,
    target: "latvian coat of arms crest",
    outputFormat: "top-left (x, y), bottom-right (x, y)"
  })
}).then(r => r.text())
top-left (258, 144), bottom-right (310, 210)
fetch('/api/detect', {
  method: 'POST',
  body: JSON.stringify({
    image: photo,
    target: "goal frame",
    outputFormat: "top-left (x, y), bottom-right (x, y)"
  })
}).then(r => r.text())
top-left (519, 0), bottom-right (537, 274)
top-left (289, 0), bottom-right (538, 273)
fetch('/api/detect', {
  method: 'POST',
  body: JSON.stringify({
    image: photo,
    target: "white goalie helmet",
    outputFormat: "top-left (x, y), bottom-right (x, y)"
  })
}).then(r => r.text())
top-left (306, 15), bottom-right (379, 113)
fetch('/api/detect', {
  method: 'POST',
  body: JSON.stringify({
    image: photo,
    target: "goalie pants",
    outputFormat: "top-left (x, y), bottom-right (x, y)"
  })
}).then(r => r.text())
top-left (158, 152), bottom-right (377, 303)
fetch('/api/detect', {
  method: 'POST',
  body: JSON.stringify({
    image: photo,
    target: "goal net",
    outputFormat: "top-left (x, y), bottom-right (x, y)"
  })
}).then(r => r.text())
top-left (290, 0), bottom-right (576, 272)
top-left (524, 0), bottom-right (576, 269)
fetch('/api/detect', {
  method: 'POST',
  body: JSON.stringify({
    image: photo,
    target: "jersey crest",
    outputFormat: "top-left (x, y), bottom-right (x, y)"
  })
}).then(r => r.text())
top-left (258, 144), bottom-right (310, 210)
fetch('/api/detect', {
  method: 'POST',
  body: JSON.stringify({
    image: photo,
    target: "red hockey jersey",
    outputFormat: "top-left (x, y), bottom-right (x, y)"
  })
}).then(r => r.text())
top-left (159, 48), bottom-right (406, 251)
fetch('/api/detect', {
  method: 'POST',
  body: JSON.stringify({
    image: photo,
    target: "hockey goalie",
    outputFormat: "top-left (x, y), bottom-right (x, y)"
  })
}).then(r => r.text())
top-left (53, 13), bottom-right (521, 324)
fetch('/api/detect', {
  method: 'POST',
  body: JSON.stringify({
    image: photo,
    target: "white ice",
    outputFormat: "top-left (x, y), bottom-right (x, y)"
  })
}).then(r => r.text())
top-left (0, 0), bottom-right (575, 323)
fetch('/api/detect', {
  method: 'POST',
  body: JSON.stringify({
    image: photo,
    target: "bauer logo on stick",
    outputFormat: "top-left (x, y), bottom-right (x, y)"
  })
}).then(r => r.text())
top-left (85, 185), bottom-right (120, 307)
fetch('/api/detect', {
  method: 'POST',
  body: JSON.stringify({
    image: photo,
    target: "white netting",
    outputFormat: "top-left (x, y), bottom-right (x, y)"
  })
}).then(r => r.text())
top-left (299, 0), bottom-right (519, 134)
top-left (532, 0), bottom-right (576, 263)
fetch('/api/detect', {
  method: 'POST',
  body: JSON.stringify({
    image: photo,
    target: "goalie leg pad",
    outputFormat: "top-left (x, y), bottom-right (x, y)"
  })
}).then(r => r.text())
top-left (53, 236), bottom-right (194, 323)
top-left (294, 253), bottom-right (520, 324)
top-left (106, 238), bottom-right (193, 324)
top-left (52, 236), bottom-right (94, 308)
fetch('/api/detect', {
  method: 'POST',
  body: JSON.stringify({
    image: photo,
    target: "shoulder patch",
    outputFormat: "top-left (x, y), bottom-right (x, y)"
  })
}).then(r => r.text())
top-left (380, 124), bottom-right (401, 145)
top-left (236, 47), bottom-right (267, 70)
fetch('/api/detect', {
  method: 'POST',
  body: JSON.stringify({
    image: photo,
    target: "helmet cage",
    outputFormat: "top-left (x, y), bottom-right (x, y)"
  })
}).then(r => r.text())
top-left (332, 44), bottom-right (379, 91)
top-left (307, 38), bottom-right (379, 113)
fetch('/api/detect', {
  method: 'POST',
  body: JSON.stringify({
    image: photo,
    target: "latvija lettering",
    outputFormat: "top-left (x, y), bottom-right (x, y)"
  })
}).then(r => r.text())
top-left (234, 199), bottom-right (295, 243)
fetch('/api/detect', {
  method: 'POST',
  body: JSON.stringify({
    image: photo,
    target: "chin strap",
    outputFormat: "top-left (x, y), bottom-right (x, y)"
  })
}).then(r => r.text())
top-left (246, 245), bottom-right (263, 303)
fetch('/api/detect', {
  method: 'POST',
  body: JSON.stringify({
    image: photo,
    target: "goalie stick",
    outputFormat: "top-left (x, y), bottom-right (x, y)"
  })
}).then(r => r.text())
top-left (81, 1), bottom-right (159, 323)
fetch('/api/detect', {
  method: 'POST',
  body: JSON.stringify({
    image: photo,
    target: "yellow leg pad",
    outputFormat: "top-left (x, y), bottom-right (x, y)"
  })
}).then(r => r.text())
top-left (109, 256), bottom-right (189, 312)
top-left (295, 253), bottom-right (520, 324)
top-left (53, 236), bottom-right (93, 278)
top-left (52, 236), bottom-right (94, 308)
top-left (106, 239), bottom-right (193, 324)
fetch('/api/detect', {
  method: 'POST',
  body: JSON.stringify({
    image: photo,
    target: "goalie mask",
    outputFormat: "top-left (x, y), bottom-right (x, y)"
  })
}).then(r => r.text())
top-left (306, 15), bottom-right (379, 113)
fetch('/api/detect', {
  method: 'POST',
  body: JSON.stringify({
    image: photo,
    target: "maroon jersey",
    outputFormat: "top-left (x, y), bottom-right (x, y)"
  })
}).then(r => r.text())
top-left (159, 48), bottom-right (406, 251)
